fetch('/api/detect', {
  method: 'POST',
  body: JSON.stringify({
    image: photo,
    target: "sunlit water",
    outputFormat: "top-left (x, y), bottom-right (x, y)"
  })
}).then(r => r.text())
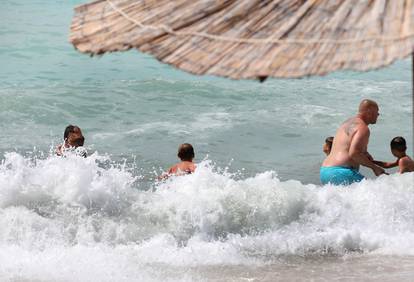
top-left (1, 1), bottom-right (413, 281)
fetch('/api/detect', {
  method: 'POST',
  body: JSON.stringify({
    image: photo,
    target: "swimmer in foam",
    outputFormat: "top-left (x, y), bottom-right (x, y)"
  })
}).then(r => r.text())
top-left (320, 99), bottom-right (386, 186)
top-left (373, 136), bottom-right (414, 173)
top-left (160, 143), bottom-right (196, 179)
top-left (56, 125), bottom-right (87, 157)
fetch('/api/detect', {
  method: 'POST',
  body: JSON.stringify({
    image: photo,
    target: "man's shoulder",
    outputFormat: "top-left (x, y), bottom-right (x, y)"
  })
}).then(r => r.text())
top-left (355, 121), bottom-right (369, 133)
top-left (342, 116), bottom-right (368, 136)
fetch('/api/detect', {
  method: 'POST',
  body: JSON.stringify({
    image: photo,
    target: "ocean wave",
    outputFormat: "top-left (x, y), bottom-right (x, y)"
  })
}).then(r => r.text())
top-left (0, 152), bottom-right (413, 263)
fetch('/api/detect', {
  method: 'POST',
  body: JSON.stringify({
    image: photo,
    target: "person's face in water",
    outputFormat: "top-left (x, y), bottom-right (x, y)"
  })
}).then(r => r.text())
top-left (67, 128), bottom-right (84, 147)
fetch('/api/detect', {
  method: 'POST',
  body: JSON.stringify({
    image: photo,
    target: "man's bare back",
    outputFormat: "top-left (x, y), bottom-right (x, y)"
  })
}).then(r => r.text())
top-left (320, 100), bottom-right (385, 185)
top-left (322, 117), bottom-right (366, 169)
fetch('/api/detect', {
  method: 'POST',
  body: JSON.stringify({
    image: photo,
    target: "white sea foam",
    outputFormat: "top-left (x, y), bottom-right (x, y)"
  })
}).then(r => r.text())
top-left (0, 152), bottom-right (413, 280)
top-left (0, 152), bottom-right (413, 248)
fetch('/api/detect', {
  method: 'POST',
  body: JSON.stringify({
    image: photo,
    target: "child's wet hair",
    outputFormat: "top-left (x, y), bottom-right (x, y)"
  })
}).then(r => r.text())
top-left (64, 125), bottom-right (81, 140)
top-left (177, 143), bottom-right (195, 161)
top-left (390, 136), bottom-right (407, 151)
top-left (325, 136), bottom-right (334, 145)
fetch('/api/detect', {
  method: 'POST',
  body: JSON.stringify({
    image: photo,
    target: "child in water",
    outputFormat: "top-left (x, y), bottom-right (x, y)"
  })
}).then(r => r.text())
top-left (160, 143), bottom-right (196, 179)
top-left (56, 125), bottom-right (87, 157)
top-left (323, 136), bottom-right (334, 156)
top-left (374, 136), bottom-right (414, 173)
top-left (168, 143), bottom-right (196, 175)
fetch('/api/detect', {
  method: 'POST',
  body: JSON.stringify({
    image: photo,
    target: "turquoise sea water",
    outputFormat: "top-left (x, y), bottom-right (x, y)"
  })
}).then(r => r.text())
top-left (1, 1), bottom-right (414, 281)
top-left (1, 0), bottom-right (412, 184)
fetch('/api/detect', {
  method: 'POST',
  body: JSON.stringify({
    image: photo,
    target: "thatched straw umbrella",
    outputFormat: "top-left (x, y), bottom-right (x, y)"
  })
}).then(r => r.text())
top-left (70, 0), bottom-right (414, 144)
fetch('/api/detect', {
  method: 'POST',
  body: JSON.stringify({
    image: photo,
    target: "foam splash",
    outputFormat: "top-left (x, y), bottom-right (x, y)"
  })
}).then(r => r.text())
top-left (0, 152), bottom-right (136, 213)
top-left (0, 152), bottom-right (413, 280)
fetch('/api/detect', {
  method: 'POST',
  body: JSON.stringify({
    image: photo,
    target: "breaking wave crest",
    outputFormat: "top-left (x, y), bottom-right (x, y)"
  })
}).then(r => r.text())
top-left (0, 152), bottom-right (413, 280)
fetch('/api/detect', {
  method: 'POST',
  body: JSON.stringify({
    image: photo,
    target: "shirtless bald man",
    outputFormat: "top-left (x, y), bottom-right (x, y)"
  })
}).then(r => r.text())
top-left (320, 99), bottom-right (385, 185)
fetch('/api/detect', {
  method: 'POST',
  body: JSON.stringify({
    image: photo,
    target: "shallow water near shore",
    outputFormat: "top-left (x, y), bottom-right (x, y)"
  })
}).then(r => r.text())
top-left (1, 0), bottom-right (414, 281)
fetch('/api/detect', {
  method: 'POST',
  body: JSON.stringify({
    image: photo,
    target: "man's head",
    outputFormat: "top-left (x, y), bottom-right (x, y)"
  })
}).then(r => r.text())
top-left (390, 136), bottom-right (407, 158)
top-left (177, 143), bottom-right (195, 161)
top-left (323, 136), bottom-right (334, 156)
top-left (358, 99), bottom-right (379, 124)
top-left (64, 125), bottom-right (84, 147)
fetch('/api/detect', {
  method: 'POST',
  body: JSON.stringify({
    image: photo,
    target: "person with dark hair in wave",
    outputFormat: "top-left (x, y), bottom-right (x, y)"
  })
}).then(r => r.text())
top-left (159, 143), bottom-right (196, 180)
top-left (374, 136), bottom-right (414, 173)
top-left (56, 125), bottom-right (86, 157)
top-left (168, 143), bottom-right (196, 175)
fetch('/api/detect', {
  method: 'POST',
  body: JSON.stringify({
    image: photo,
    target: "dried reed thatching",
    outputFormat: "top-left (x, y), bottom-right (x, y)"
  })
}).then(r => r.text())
top-left (70, 0), bottom-right (414, 80)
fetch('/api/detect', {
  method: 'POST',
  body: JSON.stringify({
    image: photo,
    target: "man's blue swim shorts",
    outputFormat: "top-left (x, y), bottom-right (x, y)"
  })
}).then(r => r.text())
top-left (320, 166), bottom-right (364, 186)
